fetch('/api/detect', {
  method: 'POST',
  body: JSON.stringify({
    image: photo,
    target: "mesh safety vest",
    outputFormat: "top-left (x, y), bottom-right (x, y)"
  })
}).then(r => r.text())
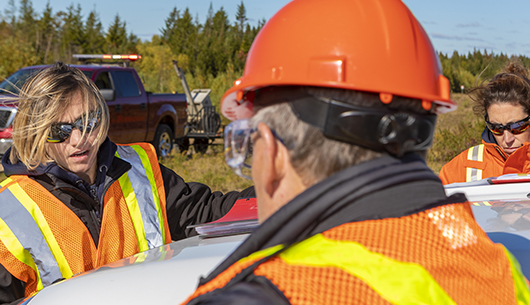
top-left (0, 143), bottom-right (171, 297)
top-left (184, 202), bottom-right (530, 304)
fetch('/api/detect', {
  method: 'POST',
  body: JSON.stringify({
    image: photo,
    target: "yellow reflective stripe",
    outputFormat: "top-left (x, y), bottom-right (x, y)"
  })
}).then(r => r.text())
top-left (467, 146), bottom-right (475, 160)
top-left (115, 151), bottom-right (149, 252)
top-left (466, 167), bottom-right (473, 182)
top-left (465, 167), bottom-right (482, 182)
top-left (130, 145), bottom-right (166, 243)
top-left (503, 248), bottom-right (530, 304)
top-left (134, 252), bottom-right (148, 264)
top-left (279, 234), bottom-right (456, 305)
top-left (477, 144), bottom-right (484, 162)
top-left (241, 244), bottom-right (284, 264)
top-left (8, 183), bottom-right (73, 279)
top-left (0, 177), bottom-right (13, 187)
top-left (467, 144), bottom-right (484, 162)
top-left (0, 217), bottom-right (44, 290)
top-left (466, 145), bottom-right (484, 182)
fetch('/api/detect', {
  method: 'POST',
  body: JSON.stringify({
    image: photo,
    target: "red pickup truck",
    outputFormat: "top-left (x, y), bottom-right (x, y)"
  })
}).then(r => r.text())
top-left (0, 57), bottom-right (190, 157)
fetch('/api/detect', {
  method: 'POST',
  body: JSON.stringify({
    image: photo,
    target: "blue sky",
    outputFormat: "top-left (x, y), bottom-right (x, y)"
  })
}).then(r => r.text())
top-left (2, 0), bottom-right (530, 57)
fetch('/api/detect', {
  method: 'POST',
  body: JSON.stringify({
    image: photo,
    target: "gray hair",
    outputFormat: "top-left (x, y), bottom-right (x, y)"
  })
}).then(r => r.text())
top-left (250, 86), bottom-right (428, 185)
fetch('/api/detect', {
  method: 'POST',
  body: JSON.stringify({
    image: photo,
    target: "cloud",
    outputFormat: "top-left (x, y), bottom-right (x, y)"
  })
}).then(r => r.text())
top-left (466, 44), bottom-right (496, 50)
top-left (431, 33), bottom-right (484, 42)
top-left (456, 22), bottom-right (481, 28)
top-left (506, 42), bottom-right (518, 49)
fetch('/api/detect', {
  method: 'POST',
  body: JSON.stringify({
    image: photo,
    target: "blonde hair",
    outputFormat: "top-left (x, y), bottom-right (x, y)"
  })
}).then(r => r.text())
top-left (10, 62), bottom-right (110, 170)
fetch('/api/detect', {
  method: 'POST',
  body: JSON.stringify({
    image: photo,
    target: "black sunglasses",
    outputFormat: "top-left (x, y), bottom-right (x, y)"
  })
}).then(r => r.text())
top-left (47, 111), bottom-right (102, 143)
top-left (485, 115), bottom-right (530, 136)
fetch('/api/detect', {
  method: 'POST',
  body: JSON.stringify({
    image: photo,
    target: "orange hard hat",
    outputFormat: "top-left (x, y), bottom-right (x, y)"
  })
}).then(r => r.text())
top-left (221, 0), bottom-right (455, 120)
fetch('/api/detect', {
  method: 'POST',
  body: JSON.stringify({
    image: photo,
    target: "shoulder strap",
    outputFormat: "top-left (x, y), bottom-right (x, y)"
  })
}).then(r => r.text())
top-left (0, 176), bottom-right (73, 290)
top-left (114, 144), bottom-right (168, 251)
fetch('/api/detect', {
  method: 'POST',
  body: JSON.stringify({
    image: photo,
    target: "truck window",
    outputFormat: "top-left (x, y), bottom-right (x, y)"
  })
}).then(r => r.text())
top-left (94, 72), bottom-right (112, 90)
top-left (82, 71), bottom-right (93, 79)
top-left (0, 68), bottom-right (42, 94)
top-left (113, 71), bottom-right (141, 97)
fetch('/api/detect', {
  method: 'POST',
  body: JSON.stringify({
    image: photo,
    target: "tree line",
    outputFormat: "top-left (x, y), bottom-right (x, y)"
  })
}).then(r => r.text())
top-left (2, 0), bottom-right (530, 110)
top-left (0, 0), bottom-right (262, 108)
top-left (439, 50), bottom-right (530, 93)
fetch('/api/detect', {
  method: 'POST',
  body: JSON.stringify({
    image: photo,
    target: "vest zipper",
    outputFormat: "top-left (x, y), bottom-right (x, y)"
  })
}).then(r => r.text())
top-left (63, 183), bottom-right (102, 241)
top-left (90, 186), bottom-right (101, 220)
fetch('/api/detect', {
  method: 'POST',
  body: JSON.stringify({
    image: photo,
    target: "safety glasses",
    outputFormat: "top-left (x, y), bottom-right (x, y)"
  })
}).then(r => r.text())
top-left (224, 119), bottom-right (286, 179)
top-left (224, 119), bottom-right (254, 179)
top-left (486, 115), bottom-right (530, 136)
top-left (47, 110), bottom-right (101, 143)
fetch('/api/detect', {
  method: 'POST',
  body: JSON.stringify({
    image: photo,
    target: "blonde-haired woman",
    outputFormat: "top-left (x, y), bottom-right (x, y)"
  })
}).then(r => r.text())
top-left (0, 62), bottom-right (253, 303)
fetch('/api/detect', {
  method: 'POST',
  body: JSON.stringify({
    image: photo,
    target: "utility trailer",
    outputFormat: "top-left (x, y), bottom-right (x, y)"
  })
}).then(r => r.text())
top-left (172, 60), bottom-right (222, 154)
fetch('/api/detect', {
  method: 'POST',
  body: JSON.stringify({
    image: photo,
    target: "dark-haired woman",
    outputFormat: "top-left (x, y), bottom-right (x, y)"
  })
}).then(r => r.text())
top-left (440, 61), bottom-right (530, 184)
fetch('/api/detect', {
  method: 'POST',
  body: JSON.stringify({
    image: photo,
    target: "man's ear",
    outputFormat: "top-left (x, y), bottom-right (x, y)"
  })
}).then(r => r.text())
top-left (256, 122), bottom-right (286, 197)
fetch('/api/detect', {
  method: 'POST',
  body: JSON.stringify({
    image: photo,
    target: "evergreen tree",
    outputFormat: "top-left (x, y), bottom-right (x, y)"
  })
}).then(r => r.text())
top-left (235, 1), bottom-right (247, 36)
top-left (4, 0), bottom-right (17, 26)
top-left (161, 7), bottom-right (179, 47)
top-left (106, 14), bottom-right (128, 53)
top-left (83, 9), bottom-right (105, 54)
top-left (58, 4), bottom-right (84, 62)
top-left (37, 2), bottom-right (56, 63)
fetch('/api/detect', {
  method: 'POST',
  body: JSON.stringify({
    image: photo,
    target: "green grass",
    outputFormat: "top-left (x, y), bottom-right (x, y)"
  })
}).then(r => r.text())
top-left (159, 144), bottom-right (254, 193)
top-left (427, 93), bottom-right (485, 174)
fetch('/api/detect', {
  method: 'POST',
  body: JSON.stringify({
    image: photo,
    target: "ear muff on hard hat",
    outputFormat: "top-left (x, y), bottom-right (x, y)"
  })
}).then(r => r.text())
top-left (220, 0), bottom-right (456, 121)
top-left (254, 86), bottom-right (436, 157)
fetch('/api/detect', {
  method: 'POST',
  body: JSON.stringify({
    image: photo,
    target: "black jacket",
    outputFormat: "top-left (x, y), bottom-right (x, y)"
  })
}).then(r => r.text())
top-left (0, 138), bottom-right (254, 305)
top-left (186, 154), bottom-right (466, 304)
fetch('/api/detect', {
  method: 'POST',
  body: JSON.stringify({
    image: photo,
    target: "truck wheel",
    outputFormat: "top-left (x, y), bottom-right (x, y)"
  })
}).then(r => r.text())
top-left (193, 138), bottom-right (209, 154)
top-left (153, 124), bottom-right (174, 158)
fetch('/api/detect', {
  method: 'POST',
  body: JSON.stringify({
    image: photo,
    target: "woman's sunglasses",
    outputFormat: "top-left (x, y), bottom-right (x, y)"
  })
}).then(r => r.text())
top-left (485, 115), bottom-right (530, 136)
top-left (47, 111), bottom-right (102, 143)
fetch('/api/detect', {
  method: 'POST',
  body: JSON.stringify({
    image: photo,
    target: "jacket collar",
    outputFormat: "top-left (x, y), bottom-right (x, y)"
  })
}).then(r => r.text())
top-left (1, 138), bottom-right (127, 197)
top-left (482, 126), bottom-right (498, 144)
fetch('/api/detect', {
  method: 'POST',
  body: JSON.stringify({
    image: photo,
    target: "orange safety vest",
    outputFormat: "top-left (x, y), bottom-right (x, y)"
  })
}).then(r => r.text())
top-left (439, 141), bottom-right (530, 185)
top-left (0, 143), bottom-right (171, 297)
top-left (183, 202), bottom-right (530, 304)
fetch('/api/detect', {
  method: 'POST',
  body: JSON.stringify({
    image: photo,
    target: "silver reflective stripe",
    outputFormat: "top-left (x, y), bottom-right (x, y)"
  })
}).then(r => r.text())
top-left (469, 168), bottom-right (479, 181)
top-left (470, 145), bottom-right (481, 161)
top-left (116, 145), bottom-right (163, 248)
top-left (0, 188), bottom-right (63, 286)
top-left (466, 145), bottom-right (484, 182)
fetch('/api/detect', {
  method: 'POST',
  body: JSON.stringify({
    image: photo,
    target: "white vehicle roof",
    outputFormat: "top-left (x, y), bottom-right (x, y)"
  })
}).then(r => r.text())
top-left (26, 233), bottom-right (248, 305)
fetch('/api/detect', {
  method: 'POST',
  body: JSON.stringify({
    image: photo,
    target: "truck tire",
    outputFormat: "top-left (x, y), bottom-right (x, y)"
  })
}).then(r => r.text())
top-left (193, 138), bottom-right (209, 154)
top-left (153, 124), bottom-right (174, 158)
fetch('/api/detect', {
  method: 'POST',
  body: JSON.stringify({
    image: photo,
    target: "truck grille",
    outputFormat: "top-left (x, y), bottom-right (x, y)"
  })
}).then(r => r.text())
top-left (0, 108), bottom-right (16, 129)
